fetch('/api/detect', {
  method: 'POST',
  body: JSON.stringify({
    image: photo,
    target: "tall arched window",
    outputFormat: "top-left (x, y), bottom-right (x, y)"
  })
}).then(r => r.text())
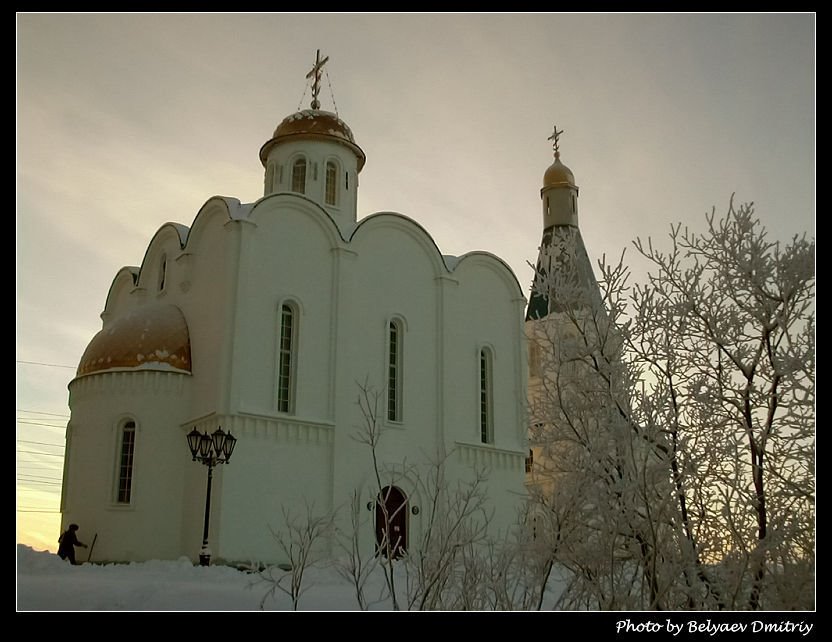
top-left (116, 420), bottom-right (136, 504)
top-left (387, 320), bottom-right (403, 422)
top-left (325, 161), bottom-right (337, 206)
top-left (291, 158), bottom-right (307, 194)
top-left (277, 303), bottom-right (297, 413)
top-left (479, 348), bottom-right (493, 444)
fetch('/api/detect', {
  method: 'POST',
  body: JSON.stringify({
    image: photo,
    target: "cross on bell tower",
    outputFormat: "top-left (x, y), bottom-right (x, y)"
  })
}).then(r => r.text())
top-left (548, 125), bottom-right (564, 159)
top-left (306, 49), bottom-right (330, 110)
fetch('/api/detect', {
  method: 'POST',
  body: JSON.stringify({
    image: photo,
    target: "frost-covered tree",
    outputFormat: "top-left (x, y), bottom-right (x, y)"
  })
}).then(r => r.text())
top-left (528, 198), bottom-right (814, 610)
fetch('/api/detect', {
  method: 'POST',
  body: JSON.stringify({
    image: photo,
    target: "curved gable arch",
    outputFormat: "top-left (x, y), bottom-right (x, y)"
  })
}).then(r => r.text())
top-left (184, 196), bottom-right (243, 250)
top-left (136, 223), bottom-right (189, 291)
top-left (349, 212), bottom-right (449, 278)
top-left (102, 266), bottom-right (140, 318)
top-left (452, 251), bottom-right (525, 301)
top-left (248, 192), bottom-right (345, 249)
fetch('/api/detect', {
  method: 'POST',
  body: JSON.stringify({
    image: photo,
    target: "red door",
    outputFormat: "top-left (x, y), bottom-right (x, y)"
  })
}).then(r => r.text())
top-left (375, 486), bottom-right (407, 559)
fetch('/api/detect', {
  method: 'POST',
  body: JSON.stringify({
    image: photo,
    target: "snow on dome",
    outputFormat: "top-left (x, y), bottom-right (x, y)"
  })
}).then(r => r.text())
top-left (77, 304), bottom-right (192, 377)
top-left (259, 109), bottom-right (366, 171)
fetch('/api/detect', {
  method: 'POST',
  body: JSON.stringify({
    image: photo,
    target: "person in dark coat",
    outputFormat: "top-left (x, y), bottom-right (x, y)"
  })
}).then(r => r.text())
top-left (57, 524), bottom-right (88, 565)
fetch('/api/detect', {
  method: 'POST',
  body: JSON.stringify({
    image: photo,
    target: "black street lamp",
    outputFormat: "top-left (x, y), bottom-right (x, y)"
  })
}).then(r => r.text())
top-left (186, 426), bottom-right (237, 566)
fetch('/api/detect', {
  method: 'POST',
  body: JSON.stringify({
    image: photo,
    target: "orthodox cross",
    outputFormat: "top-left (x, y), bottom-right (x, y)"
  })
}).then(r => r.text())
top-left (548, 125), bottom-right (564, 158)
top-left (306, 49), bottom-right (330, 110)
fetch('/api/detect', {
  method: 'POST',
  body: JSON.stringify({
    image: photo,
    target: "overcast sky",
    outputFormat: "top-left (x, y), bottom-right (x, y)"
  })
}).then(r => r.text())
top-left (16, 13), bottom-right (815, 550)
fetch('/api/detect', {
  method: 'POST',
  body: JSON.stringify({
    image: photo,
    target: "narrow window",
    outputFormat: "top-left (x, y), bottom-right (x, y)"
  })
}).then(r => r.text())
top-left (325, 161), bottom-right (337, 206)
top-left (265, 163), bottom-right (275, 194)
top-left (387, 320), bottom-right (402, 421)
top-left (525, 449), bottom-right (534, 474)
top-left (278, 164), bottom-right (284, 186)
top-left (116, 421), bottom-right (136, 504)
top-left (345, 171), bottom-right (349, 191)
top-left (480, 349), bottom-right (493, 444)
top-left (291, 159), bottom-right (307, 194)
top-left (158, 255), bottom-right (167, 292)
top-left (571, 194), bottom-right (576, 214)
top-left (277, 304), bottom-right (296, 413)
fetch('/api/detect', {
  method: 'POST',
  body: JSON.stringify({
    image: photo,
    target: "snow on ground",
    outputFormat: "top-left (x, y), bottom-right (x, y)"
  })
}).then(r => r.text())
top-left (16, 545), bottom-right (372, 611)
top-left (17, 545), bottom-right (568, 611)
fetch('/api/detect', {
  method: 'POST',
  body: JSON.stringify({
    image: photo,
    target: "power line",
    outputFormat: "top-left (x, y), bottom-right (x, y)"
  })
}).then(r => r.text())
top-left (17, 473), bottom-right (61, 485)
top-left (16, 450), bottom-right (64, 458)
top-left (18, 470), bottom-right (62, 478)
top-left (16, 360), bottom-right (75, 369)
top-left (17, 409), bottom-right (70, 418)
top-left (16, 461), bottom-right (63, 467)
top-left (16, 439), bottom-right (64, 448)
top-left (17, 420), bottom-right (67, 428)
top-left (17, 479), bottom-right (63, 486)
top-left (16, 509), bottom-right (61, 513)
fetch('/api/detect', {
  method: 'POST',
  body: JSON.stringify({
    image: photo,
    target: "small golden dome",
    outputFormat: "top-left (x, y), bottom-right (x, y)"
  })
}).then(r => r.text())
top-left (77, 304), bottom-right (192, 377)
top-left (543, 156), bottom-right (576, 189)
top-left (259, 109), bottom-right (366, 171)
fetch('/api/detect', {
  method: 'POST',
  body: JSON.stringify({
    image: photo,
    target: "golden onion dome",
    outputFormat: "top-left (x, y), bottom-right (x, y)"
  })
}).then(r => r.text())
top-left (543, 156), bottom-right (576, 190)
top-left (77, 304), bottom-right (192, 377)
top-left (259, 109), bottom-right (366, 171)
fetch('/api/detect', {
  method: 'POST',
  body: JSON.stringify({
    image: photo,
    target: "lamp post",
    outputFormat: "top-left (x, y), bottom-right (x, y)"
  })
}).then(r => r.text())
top-left (186, 426), bottom-right (237, 566)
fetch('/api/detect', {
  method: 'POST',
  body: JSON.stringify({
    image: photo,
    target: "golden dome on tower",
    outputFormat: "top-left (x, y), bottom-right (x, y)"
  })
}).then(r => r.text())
top-left (543, 156), bottom-right (576, 189)
top-left (259, 109), bottom-right (366, 170)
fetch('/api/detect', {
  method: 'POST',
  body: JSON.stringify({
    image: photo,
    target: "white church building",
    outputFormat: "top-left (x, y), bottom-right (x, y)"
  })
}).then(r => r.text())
top-left (60, 54), bottom-right (530, 564)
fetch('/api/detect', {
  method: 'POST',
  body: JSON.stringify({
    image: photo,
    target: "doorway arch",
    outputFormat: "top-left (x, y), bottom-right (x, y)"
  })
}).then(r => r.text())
top-left (375, 485), bottom-right (407, 558)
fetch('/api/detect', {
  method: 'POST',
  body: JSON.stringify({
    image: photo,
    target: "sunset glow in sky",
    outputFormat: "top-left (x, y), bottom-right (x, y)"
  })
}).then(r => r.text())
top-left (17, 13), bottom-right (815, 551)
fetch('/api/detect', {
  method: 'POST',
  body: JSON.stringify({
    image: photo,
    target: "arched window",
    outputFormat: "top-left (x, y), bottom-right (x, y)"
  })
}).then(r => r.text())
top-left (277, 303), bottom-right (297, 413)
top-left (116, 420), bottom-right (136, 504)
top-left (291, 158), bottom-right (307, 194)
top-left (158, 254), bottom-right (167, 292)
top-left (479, 348), bottom-right (493, 444)
top-left (387, 319), bottom-right (403, 422)
top-left (325, 161), bottom-right (338, 206)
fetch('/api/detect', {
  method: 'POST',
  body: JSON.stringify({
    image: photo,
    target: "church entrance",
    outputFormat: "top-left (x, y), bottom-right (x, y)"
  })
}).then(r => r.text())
top-left (375, 485), bottom-right (407, 558)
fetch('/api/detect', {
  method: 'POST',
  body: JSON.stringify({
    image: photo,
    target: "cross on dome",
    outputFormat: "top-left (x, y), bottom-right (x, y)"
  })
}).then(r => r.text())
top-left (306, 49), bottom-right (330, 110)
top-left (548, 125), bottom-right (564, 159)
